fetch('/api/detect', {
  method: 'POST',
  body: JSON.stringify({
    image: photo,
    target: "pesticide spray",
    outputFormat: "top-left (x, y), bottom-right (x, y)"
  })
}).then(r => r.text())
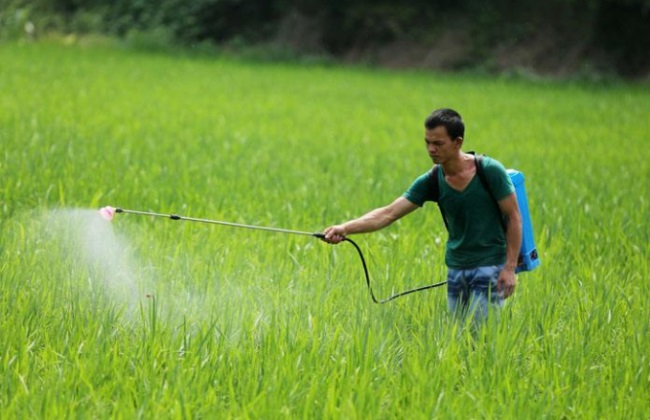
top-left (5, 209), bottom-right (148, 318)
top-left (5, 208), bottom-right (238, 325)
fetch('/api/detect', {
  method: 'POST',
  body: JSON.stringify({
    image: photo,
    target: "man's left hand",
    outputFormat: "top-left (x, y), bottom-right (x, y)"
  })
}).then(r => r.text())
top-left (497, 268), bottom-right (517, 298)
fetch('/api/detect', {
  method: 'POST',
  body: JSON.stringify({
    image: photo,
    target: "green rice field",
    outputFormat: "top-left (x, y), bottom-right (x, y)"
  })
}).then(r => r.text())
top-left (1, 41), bottom-right (649, 418)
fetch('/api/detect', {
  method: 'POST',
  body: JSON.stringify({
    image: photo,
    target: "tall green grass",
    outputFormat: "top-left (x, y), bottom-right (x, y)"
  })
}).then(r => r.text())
top-left (1, 41), bottom-right (649, 418)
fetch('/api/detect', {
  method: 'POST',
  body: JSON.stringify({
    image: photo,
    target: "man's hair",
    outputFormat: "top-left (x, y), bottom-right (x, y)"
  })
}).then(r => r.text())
top-left (424, 108), bottom-right (464, 140)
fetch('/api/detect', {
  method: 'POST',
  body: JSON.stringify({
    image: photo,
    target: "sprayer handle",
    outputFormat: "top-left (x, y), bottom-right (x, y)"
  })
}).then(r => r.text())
top-left (313, 232), bottom-right (326, 239)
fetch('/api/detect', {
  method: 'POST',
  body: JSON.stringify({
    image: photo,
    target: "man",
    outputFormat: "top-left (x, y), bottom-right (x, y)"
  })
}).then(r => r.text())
top-left (323, 108), bottom-right (522, 323)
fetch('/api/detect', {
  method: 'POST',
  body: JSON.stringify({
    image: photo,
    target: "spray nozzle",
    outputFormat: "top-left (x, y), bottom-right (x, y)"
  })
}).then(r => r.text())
top-left (98, 206), bottom-right (116, 221)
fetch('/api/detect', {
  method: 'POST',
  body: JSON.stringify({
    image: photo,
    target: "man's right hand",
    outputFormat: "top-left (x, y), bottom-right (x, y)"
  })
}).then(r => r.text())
top-left (322, 225), bottom-right (347, 244)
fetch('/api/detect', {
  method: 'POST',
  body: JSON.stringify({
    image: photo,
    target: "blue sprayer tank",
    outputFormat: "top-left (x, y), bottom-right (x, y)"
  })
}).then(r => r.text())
top-left (507, 169), bottom-right (540, 273)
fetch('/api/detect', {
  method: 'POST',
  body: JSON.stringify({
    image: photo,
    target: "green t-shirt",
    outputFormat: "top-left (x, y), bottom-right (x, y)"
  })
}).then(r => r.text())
top-left (403, 156), bottom-right (515, 269)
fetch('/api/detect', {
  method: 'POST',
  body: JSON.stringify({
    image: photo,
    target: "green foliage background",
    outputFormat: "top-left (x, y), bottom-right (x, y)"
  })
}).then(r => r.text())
top-left (0, 41), bottom-right (649, 417)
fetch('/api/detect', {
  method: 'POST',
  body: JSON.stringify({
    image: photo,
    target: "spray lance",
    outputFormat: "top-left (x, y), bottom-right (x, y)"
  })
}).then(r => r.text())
top-left (98, 206), bottom-right (447, 304)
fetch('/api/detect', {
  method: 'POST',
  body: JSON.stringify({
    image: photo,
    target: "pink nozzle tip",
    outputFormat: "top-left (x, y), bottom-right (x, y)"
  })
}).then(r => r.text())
top-left (98, 206), bottom-right (116, 221)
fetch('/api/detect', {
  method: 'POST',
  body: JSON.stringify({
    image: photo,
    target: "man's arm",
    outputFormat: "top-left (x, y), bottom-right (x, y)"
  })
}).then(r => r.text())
top-left (497, 192), bottom-right (522, 298)
top-left (323, 197), bottom-right (419, 244)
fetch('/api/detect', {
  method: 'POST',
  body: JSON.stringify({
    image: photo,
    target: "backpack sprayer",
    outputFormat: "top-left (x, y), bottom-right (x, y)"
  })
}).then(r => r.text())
top-left (98, 206), bottom-right (446, 304)
top-left (508, 169), bottom-right (540, 272)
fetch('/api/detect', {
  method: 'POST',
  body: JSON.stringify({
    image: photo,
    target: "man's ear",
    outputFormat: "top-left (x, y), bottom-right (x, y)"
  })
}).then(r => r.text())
top-left (454, 137), bottom-right (464, 149)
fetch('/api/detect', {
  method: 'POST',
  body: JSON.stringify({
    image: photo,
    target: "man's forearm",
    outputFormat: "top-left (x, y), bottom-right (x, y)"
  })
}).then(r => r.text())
top-left (324, 197), bottom-right (418, 242)
top-left (504, 213), bottom-right (523, 270)
top-left (342, 207), bottom-right (398, 235)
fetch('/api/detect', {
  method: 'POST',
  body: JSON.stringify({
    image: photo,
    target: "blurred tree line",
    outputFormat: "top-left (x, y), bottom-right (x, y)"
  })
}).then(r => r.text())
top-left (2, 0), bottom-right (649, 78)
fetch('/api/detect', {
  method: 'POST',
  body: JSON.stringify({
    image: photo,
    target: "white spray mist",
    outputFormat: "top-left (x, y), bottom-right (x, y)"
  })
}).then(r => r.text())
top-left (44, 209), bottom-right (148, 315)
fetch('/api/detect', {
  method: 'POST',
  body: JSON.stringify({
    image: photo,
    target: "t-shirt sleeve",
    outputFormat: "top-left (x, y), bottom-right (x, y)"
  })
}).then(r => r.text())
top-left (402, 171), bottom-right (435, 207)
top-left (483, 157), bottom-right (515, 201)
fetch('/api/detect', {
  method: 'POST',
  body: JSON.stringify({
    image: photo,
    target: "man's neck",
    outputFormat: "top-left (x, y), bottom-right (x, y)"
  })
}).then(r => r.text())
top-left (441, 152), bottom-right (469, 176)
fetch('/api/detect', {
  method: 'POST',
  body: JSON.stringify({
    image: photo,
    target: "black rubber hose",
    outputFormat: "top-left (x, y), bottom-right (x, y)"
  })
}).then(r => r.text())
top-left (340, 237), bottom-right (447, 304)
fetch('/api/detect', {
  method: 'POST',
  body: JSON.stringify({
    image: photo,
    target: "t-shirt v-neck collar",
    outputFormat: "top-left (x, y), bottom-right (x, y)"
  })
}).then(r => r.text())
top-left (440, 169), bottom-right (478, 194)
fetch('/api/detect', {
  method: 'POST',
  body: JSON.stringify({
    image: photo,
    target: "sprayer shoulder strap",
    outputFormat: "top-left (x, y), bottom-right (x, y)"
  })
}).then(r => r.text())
top-left (429, 164), bottom-right (446, 228)
top-left (470, 153), bottom-right (508, 230)
top-left (473, 153), bottom-right (492, 198)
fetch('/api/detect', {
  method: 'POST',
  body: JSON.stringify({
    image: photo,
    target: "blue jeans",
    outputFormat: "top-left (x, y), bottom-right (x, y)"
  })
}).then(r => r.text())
top-left (447, 265), bottom-right (504, 324)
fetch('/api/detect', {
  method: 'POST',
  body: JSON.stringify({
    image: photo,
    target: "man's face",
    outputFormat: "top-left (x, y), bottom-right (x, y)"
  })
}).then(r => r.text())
top-left (425, 125), bottom-right (461, 164)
